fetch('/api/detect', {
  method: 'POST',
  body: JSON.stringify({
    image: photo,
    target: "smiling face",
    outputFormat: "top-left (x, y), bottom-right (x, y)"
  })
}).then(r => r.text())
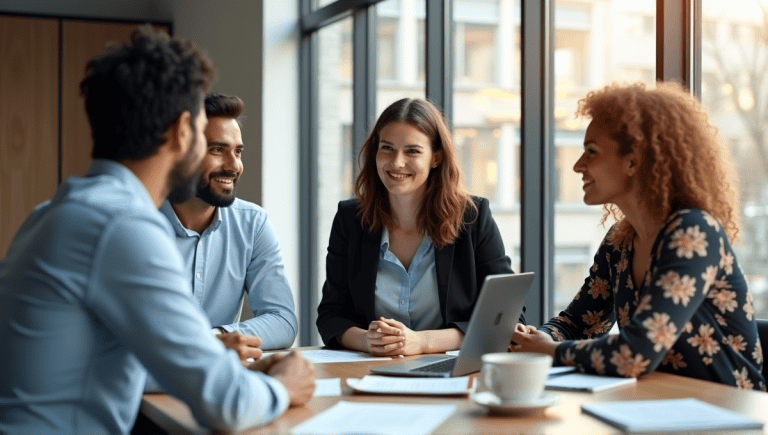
top-left (375, 121), bottom-right (441, 202)
top-left (573, 120), bottom-right (636, 206)
top-left (195, 116), bottom-right (244, 207)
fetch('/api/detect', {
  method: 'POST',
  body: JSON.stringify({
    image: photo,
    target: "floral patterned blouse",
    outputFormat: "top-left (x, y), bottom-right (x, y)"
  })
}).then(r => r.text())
top-left (541, 209), bottom-right (765, 391)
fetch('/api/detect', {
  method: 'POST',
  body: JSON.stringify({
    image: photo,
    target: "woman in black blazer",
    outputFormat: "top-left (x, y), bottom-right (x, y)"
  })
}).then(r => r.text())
top-left (316, 98), bottom-right (525, 356)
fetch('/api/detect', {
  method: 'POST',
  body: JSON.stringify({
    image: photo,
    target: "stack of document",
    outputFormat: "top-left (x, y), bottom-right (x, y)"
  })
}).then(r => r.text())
top-left (348, 375), bottom-right (475, 395)
top-left (260, 349), bottom-right (391, 363)
top-left (582, 398), bottom-right (764, 432)
top-left (545, 369), bottom-right (636, 393)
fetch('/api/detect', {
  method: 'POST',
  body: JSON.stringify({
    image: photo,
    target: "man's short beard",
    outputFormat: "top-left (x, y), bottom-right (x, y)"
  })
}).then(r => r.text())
top-left (167, 132), bottom-right (202, 204)
top-left (196, 173), bottom-right (237, 207)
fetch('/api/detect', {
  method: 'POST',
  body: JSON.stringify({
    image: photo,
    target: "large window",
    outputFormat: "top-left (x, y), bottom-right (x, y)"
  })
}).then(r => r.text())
top-left (551, 1), bottom-right (656, 316)
top-left (377, 0), bottom-right (426, 112)
top-left (377, 15), bottom-right (398, 81)
top-left (301, 0), bottom-right (736, 345)
top-left (701, 0), bottom-right (768, 319)
top-left (315, 18), bottom-right (354, 343)
top-left (453, 0), bottom-right (521, 269)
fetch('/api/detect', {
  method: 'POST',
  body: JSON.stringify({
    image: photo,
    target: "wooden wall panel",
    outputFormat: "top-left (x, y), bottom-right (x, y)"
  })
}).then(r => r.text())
top-left (61, 22), bottom-right (170, 180)
top-left (0, 16), bottom-right (59, 258)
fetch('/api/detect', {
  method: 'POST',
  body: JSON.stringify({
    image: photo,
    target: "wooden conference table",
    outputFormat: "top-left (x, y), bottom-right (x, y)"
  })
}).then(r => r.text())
top-left (141, 347), bottom-right (768, 434)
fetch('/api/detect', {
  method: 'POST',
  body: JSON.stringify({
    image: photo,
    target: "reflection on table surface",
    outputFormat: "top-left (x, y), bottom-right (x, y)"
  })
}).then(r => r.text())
top-left (140, 346), bottom-right (768, 435)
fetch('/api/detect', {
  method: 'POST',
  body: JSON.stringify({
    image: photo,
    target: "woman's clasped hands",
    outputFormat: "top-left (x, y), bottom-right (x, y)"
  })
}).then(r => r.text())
top-left (365, 317), bottom-right (424, 356)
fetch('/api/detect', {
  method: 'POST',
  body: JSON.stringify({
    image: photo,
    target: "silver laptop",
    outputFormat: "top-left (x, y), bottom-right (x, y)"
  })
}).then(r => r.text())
top-left (370, 272), bottom-right (534, 378)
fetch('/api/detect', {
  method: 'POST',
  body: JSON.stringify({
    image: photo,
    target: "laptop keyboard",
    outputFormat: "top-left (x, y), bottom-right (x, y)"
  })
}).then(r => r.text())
top-left (410, 357), bottom-right (457, 374)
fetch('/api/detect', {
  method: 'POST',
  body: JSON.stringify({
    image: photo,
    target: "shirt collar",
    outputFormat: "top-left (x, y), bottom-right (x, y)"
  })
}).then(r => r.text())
top-left (159, 200), bottom-right (223, 237)
top-left (380, 227), bottom-right (390, 253)
top-left (85, 159), bottom-right (156, 211)
top-left (380, 227), bottom-right (434, 253)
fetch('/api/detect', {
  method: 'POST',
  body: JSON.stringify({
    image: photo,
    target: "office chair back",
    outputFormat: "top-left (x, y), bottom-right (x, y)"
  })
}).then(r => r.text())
top-left (757, 319), bottom-right (768, 382)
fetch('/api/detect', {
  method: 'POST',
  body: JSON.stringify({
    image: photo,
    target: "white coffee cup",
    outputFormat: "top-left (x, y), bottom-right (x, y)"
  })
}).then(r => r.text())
top-left (481, 352), bottom-right (553, 403)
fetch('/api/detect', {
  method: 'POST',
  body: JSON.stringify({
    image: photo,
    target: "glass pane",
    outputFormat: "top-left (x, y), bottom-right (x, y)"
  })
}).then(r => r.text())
top-left (552, 1), bottom-right (655, 316)
top-left (317, 0), bottom-right (339, 9)
top-left (457, 23), bottom-right (497, 84)
top-left (316, 18), bottom-right (354, 342)
top-left (377, 0), bottom-right (426, 117)
top-left (452, 0), bottom-right (521, 273)
top-left (701, 1), bottom-right (768, 319)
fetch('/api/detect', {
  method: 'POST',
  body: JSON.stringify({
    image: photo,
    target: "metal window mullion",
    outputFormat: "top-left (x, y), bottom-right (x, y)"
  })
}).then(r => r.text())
top-left (303, 0), bottom-right (383, 32)
top-left (300, 0), bottom-right (320, 347)
top-left (520, 0), bottom-right (554, 326)
top-left (353, 6), bottom-right (377, 169)
top-left (657, 0), bottom-right (693, 88)
top-left (690, 0), bottom-right (702, 98)
top-left (425, 0), bottom-right (453, 119)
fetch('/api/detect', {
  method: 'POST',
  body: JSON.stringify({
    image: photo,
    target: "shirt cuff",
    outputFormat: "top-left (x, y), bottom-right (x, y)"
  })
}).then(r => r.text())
top-left (254, 371), bottom-right (291, 422)
top-left (451, 321), bottom-right (470, 334)
top-left (218, 325), bottom-right (235, 333)
top-left (143, 371), bottom-right (164, 393)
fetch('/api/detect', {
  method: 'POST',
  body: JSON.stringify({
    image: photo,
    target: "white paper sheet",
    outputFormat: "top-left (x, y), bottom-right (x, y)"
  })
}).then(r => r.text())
top-left (313, 378), bottom-right (342, 397)
top-left (547, 366), bottom-right (577, 376)
top-left (291, 401), bottom-right (456, 435)
top-left (261, 349), bottom-right (392, 363)
top-left (445, 350), bottom-right (460, 356)
top-left (347, 375), bottom-right (475, 395)
top-left (546, 372), bottom-right (636, 392)
top-left (582, 398), bottom-right (763, 433)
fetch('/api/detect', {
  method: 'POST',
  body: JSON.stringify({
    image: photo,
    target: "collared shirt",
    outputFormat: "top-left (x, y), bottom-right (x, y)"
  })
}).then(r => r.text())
top-left (374, 228), bottom-right (442, 330)
top-left (0, 160), bottom-right (289, 434)
top-left (159, 199), bottom-right (297, 349)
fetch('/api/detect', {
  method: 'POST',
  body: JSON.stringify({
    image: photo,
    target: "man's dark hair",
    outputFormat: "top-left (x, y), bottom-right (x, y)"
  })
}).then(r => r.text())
top-left (81, 25), bottom-right (215, 161)
top-left (204, 93), bottom-right (245, 127)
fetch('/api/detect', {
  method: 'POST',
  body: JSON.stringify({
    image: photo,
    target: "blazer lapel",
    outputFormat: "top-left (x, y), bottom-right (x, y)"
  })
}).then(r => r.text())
top-left (350, 227), bottom-right (381, 322)
top-left (434, 242), bottom-right (455, 326)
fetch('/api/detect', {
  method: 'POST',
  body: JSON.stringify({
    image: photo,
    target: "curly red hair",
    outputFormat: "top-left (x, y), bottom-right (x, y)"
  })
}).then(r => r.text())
top-left (576, 82), bottom-right (739, 245)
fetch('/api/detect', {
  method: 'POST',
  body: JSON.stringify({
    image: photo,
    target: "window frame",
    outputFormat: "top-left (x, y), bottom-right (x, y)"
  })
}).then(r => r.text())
top-left (298, 0), bottom-right (695, 346)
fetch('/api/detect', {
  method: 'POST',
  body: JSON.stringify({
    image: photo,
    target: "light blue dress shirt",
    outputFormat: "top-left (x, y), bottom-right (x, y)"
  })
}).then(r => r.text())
top-left (0, 160), bottom-right (289, 434)
top-left (374, 228), bottom-right (442, 330)
top-left (159, 199), bottom-right (297, 349)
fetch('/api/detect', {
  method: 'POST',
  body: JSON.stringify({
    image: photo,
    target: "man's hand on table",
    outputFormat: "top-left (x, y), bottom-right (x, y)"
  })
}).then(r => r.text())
top-left (249, 351), bottom-right (315, 407)
top-left (213, 330), bottom-right (264, 365)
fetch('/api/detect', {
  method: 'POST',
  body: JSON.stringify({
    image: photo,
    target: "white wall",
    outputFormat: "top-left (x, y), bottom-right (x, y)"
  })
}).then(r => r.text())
top-left (166, 0), bottom-right (263, 206)
top-left (260, 0), bottom-right (301, 342)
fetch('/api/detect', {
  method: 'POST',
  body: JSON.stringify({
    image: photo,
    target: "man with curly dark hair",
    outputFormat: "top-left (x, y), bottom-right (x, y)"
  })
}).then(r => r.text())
top-left (0, 25), bottom-right (314, 434)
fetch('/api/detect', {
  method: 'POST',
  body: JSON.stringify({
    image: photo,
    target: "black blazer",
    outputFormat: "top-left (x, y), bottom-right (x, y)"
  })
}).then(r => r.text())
top-left (316, 196), bottom-right (526, 348)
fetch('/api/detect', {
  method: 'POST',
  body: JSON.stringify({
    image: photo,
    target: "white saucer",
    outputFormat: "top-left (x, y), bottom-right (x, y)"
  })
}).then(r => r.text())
top-left (471, 391), bottom-right (561, 414)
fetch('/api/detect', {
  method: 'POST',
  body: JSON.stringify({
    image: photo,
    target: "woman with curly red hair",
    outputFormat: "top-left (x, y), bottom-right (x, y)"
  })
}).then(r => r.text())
top-left (317, 98), bottom-right (525, 356)
top-left (512, 82), bottom-right (765, 390)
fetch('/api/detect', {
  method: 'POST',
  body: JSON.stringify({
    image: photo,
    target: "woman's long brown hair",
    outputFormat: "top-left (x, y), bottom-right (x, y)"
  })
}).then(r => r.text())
top-left (354, 98), bottom-right (476, 249)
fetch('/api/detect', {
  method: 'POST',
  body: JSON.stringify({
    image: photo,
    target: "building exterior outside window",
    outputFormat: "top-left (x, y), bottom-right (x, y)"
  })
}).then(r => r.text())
top-left (314, 0), bottom-right (768, 322)
top-left (702, 0), bottom-right (768, 319)
top-left (316, 18), bottom-right (354, 343)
